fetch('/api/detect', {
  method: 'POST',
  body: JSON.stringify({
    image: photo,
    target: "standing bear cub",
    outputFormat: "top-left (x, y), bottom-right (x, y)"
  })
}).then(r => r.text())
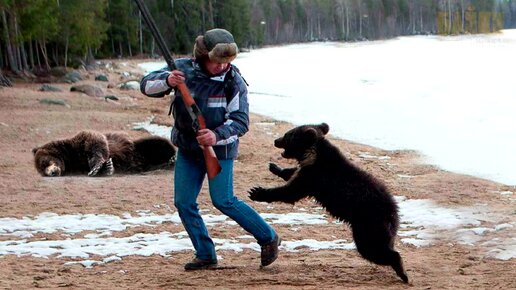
top-left (249, 123), bottom-right (408, 283)
top-left (33, 130), bottom-right (176, 177)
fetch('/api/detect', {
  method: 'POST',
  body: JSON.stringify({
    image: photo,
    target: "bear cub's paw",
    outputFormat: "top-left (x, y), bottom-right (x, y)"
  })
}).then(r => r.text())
top-left (248, 186), bottom-right (272, 202)
top-left (88, 160), bottom-right (105, 176)
top-left (269, 163), bottom-right (283, 176)
top-left (88, 158), bottom-right (113, 177)
top-left (102, 158), bottom-right (114, 176)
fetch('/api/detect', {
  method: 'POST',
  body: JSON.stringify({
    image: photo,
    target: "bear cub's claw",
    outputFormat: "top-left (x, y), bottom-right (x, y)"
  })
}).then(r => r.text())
top-left (88, 158), bottom-right (114, 177)
top-left (269, 163), bottom-right (282, 175)
top-left (249, 186), bottom-right (268, 202)
top-left (103, 158), bottom-right (114, 176)
top-left (88, 161), bottom-right (104, 176)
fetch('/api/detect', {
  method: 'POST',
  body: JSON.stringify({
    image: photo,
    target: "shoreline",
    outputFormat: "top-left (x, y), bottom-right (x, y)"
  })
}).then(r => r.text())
top-left (139, 57), bottom-right (516, 187)
top-left (0, 59), bottom-right (513, 289)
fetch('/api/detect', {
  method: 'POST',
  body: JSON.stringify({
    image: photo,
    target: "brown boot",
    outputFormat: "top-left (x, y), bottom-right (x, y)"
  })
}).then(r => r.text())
top-left (184, 257), bottom-right (218, 270)
top-left (260, 235), bottom-right (281, 267)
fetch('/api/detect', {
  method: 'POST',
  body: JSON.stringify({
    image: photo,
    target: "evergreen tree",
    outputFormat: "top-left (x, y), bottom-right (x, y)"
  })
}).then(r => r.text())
top-left (58, 0), bottom-right (109, 66)
top-left (106, 0), bottom-right (139, 57)
top-left (170, 0), bottom-right (203, 54)
top-left (1, 0), bottom-right (515, 73)
top-left (213, 0), bottom-right (251, 47)
top-left (18, 0), bottom-right (59, 68)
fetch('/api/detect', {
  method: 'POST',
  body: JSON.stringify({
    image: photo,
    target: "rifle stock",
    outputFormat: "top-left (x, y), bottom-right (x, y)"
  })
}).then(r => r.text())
top-left (176, 83), bottom-right (221, 179)
top-left (203, 145), bottom-right (222, 179)
top-left (134, 0), bottom-right (221, 179)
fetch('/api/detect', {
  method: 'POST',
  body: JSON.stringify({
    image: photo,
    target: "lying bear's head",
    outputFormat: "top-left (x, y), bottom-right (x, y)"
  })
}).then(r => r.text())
top-left (274, 123), bottom-right (329, 161)
top-left (32, 147), bottom-right (64, 177)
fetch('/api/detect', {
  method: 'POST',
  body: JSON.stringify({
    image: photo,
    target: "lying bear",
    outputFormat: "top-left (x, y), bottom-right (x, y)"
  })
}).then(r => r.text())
top-left (32, 130), bottom-right (176, 177)
top-left (249, 123), bottom-right (408, 283)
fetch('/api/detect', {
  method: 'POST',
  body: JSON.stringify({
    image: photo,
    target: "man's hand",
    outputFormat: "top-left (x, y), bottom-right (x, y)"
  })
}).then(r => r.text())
top-left (167, 70), bottom-right (185, 87)
top-left (196, 129), bottom-right (217, 146)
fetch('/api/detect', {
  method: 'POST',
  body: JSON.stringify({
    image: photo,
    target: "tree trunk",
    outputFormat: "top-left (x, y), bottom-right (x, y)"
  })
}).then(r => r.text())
top-left (207, 0), bottom-right (214, 28)
top-left (13, 11), bottom-right (29, 71)
top-left (28, 39), bottom-right (35, 68)
top-left (52, 45), bottom-right (59, 67)
top-left (345, 2), bottom-right (349, 39)
top-left (0, 42), bottom-right (5, 68)
top-left (64, 35), bottom-right (69, 68)
top-left (110, 33), bottom-right (115, 55)
top-left (36, 39), bottom-right (41, 67)
top-left (359, 6), bottom-right (363, 37)
top-left (151, 38), bottom-right (155, 57)
top-left (1, 9), bottom-right (19, 73)
top-left (448, 0), bottom-right (452, 34)
top-left (0, 70), bottom-right (12, 87)
top-left (139, 10), bottom-right (143, 55)
top-left (85, 46), bottom-right (95, 68)
top-left (118, 40), bottom-right (123, 57)
top-left (21, 43), bottom-right (29, 71)
top-left (39, 40), bottom-right (50, 70)
top-left (461, 0), bottom-right (465, 33)
top-left (420, 6), bottom-right (423, 32)
top-left (0, 43), bottom-right (4, 68)
top-left (126, 30), bottom-right (132, 57)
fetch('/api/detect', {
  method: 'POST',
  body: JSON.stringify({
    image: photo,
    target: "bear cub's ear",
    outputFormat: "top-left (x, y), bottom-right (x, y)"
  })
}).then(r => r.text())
top-left (318, 123), bottom-right (329, 135)
top-left (304, 128), bottom-right (319, 144)
top-left (32, 147), bottom-right (40, 155)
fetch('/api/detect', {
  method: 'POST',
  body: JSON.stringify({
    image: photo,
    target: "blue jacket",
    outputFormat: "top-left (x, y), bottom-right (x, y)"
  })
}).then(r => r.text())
top-left (140, 58), bottom-right (249, 160)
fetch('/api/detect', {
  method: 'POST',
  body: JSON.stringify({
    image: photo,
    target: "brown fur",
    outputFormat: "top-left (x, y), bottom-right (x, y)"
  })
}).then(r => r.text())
top-left (249, 123), bottom-right (408, 283)
top-left (32, 130), bottom-right (175, 177)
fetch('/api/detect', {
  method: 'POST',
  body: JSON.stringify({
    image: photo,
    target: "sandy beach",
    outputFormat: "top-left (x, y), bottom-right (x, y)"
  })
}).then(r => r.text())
top-left (0, 59), bottom-right (514, 289)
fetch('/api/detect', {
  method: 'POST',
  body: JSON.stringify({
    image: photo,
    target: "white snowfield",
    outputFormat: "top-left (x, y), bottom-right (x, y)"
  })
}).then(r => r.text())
top-left (1, 195), bottom-right (513, 267)
top-left (140, 29), bottom-right (516, 186)
top-left (4, 31), bottom-right (514, 268)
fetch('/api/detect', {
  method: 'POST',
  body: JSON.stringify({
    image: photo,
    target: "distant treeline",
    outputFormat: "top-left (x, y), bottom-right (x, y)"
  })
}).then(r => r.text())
top-left (1, 0), bottom-right (515, 75)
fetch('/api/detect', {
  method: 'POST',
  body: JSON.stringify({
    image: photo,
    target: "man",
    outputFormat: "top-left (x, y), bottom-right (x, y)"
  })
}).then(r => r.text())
top-left (140, 28), bottom-right (280, 270)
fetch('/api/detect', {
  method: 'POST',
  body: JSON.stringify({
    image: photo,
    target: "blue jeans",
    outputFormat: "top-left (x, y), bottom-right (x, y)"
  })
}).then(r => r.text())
top-left (174, 149), bottom-right (276, 261)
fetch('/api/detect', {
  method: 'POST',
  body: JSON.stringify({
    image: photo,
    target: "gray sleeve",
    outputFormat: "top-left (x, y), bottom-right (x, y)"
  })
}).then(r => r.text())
top-left (213, 81), bottom-right (249, 145)
top-left (140, 68), bottom-right (173, 98)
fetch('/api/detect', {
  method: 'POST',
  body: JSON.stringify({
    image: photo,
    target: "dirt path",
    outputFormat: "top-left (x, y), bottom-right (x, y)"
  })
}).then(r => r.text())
top-left (0, 60), bottom-right (514, 289)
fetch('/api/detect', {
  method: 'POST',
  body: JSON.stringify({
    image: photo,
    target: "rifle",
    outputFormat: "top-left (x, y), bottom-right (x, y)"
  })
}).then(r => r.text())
top-left (134, 0), bottom-right (221, 179)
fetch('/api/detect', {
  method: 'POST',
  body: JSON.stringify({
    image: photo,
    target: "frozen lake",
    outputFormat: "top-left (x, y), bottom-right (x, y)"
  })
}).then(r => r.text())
top-left (140, 29), bottom-right (516, 186)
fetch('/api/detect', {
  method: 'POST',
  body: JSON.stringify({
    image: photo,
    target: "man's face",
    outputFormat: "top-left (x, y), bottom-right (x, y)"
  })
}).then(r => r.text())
top-left (204, 59), bottom-right (229, 76)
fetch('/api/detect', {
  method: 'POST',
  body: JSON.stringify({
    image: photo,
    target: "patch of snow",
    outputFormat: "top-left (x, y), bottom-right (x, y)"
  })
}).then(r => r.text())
top-left (1, 196), bottom-right (513, 265)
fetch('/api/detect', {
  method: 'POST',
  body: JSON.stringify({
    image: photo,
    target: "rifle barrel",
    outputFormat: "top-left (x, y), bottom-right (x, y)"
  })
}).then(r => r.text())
top-left (134, 0), bottom-right (176, 70)
top-left (133, 0), bottom-right (221, 179)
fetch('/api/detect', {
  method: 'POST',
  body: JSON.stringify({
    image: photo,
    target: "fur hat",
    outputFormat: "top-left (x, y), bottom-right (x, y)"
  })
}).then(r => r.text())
top-left (194, 28), bottom-right (238, 63)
